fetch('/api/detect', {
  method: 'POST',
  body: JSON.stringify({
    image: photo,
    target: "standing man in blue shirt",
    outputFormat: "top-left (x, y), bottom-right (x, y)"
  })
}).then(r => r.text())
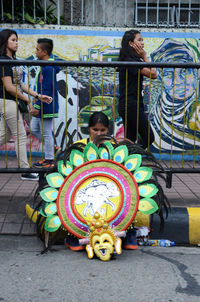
top-left (31, 38), bottom-right (59, 168)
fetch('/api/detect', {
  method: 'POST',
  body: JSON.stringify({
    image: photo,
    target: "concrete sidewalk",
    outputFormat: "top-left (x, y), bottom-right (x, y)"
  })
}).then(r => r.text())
top-left (0, 156), bottom-right (200, 238)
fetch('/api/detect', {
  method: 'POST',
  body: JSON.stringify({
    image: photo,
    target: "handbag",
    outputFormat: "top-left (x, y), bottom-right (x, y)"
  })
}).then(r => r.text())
top-left (18, 99), bottom-right (28, 114)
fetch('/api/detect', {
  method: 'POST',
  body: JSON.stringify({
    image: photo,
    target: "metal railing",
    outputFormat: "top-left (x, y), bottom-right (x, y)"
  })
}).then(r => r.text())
top-left (0, 59), bottom-right (200, 188)
top-left (0, 0), bottom-right (200, 28)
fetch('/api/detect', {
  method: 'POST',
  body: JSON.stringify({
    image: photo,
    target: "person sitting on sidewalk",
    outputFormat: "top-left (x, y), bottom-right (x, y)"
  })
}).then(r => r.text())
top-left (30, 38), bottom-right (59, 168)
top-left (26, 112), bottom-right (139, 251)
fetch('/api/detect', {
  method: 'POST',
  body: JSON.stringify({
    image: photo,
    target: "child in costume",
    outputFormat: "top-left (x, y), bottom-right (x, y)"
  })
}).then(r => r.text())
top-left (30, 38), bottom-right (59, 168)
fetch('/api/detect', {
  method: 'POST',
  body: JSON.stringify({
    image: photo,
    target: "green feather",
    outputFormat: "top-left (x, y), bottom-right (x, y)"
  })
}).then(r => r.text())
top-left (134, 167), bottom-right (153, 183)
top-left (40, 187), bottom-right (58, 202)
top-left (44, 215), bottom-right (61, 232)
top-left (57, 160), bottom-right (73, 176)
top-left (113, 145), bottom-right (128, 163)
top-left (69, 150), bottom-right (85, 167)
top-left (98, 141), bottom-right (114, 159)
top-left (124, 154), bottom-right (142, 171)
top-left (139, 183), bottom-right (159, 197)
top-left (138, 198), bottom-right (159, 215)
top-left (44, 202), bottom-right (57, 216)
top-left (46, 172), bottom-right (64, 188)
top-left (84, 142), bottom-right (99, 161)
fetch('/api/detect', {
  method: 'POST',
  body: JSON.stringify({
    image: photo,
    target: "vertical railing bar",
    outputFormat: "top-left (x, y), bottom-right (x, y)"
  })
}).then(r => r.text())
top-left (193, 67), bottom-right (199, 168)
top-left (188, 0), bottom-right (191, 27)
top-left (89, 67), bottom-right (92, 114)
top-left (147, 71), bottom-right (152, 152)
top-left (33, 0), bottom-right (36, 22)
top-left (177, 0), bottom-right (181, 26)
top-left (135, 0), bottom-right (138, 25)
top-left (1, 0), bottom-right (4, 22)
top-left (40, 67), bottom-right (44, 160)
top-left (27, 67), bottom-right (32, 166)
top-left (113, 68), bottom-right (116, 136)
top-left (76, 67), bottom-right (79, 141)
top-left (57, 0), bottom-right (60, 25)
top-left (170, 68), bottom-right (176, 168)
top-left (44, 0), bottom-right (47, 24)
top-left (145, 0), bottom-right (148, 26)
top-left (102, 0), bottom-right (106, 26)
top-left (136, 69), bottom-right (140, 143)
top-left (159, 68), bottom-right (164, 162)
top-left (167, 0), bottom-right (170, 27)
top-left (181, 69), bottom-right (187, 168)
top-left (101, 67), bottom-right (104, 110)
top-left (172, 5), bottom-right (175, 27)
top-left (52, 67), bottom-right (55, 159)
top-left (125, 68), bottom-right (128, 138)
top-left (22, 0), bottom-right (25, 23)
top-left (124, 0), bottom-right (127, 26)
top-left (12, 0), bottom-right (14, 23)
top-left (65, 67), bottom-right (68, 149)
top-left (2, 67), bottom-right (8, 167)
top-left (92, 0), bottom-right (95, 24)
top-left (156, 0), bottom-right (159, 27)
top-left (14, 67), bottom-right (20, 167)
top-left (71, 0), bottom-right (73, 25)
top-left (81, 0), bottom-right (84, 25)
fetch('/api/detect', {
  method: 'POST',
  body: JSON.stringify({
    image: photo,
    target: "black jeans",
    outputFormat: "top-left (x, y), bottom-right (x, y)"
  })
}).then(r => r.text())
top-left (120, 105), bottom-right (155, 149)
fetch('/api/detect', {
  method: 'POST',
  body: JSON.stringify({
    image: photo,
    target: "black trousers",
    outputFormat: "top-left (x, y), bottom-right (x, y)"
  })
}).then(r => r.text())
top-left (120, 105), bottom-right (155, 149)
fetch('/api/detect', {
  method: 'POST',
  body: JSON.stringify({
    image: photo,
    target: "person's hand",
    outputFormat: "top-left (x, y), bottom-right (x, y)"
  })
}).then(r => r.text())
top-left (39, 95), bottom-right (52, 104)
top-left (30, 106), bottom-right (39, 117)
top-left (132, 42), bottom-right (146, 60)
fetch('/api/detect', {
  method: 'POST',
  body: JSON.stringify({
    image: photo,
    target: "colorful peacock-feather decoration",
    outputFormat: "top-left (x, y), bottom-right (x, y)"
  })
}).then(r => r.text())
top-left (36, 137), bottom-right (169, 244)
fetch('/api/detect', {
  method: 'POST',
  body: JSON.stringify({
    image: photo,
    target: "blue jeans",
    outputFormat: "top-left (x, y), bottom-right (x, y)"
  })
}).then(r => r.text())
top-left (31, 117), bottom-right (54, 160)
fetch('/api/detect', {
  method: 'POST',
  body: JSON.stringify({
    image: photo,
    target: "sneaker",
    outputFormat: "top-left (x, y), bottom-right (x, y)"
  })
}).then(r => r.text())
top-left (21, 173), bottom-right (39, 181)
top-left (33, 159), bottom-right (54, 168)
top-left (64, 235), bottom-right (85, 251)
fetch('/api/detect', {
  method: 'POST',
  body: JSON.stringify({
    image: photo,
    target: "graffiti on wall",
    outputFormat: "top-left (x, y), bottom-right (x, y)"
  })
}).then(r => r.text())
top-left (150, 38), bottom-right (200, 153)
top-left (0, 29), bottom-right (200, 156)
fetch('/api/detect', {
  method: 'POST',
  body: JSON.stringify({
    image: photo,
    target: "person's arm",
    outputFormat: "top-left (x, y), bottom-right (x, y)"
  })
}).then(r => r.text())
top-left (21, 83), bottom-right (52, 104)
top-left (30, 97), bottom-right (41, 117)
top-left (2, 76), bottom-right (30, 103)
top-left (131, 44), bottom-right (157, 79)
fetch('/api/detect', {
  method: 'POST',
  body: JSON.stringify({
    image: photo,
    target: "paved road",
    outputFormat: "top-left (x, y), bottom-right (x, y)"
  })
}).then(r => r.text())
top-left (0, 235), bottom-right (200, 302)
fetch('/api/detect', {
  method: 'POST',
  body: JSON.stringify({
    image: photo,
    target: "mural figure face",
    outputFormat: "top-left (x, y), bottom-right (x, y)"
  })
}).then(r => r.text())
top-left (151, 39), bottom-right (198, 101)
top-left (162, 67), bottom-right (197, 100)
top-left (150, 38), bottom-right (200, 152)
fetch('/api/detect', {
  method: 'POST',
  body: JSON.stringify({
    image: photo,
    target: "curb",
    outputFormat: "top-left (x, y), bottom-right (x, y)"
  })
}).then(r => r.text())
top-left (134, 207), bottom-right (200, 245)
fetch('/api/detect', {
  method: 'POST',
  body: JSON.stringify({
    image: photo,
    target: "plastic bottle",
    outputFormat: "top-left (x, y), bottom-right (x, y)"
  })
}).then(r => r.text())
top-left (156, 239), bottom-right (175, 247)
top-left (138, 239), bottom-right (175, 247)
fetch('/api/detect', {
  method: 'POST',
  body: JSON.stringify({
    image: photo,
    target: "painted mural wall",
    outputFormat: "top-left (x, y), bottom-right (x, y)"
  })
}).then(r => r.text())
top-left (0, 27), bottom-right (200, 157)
